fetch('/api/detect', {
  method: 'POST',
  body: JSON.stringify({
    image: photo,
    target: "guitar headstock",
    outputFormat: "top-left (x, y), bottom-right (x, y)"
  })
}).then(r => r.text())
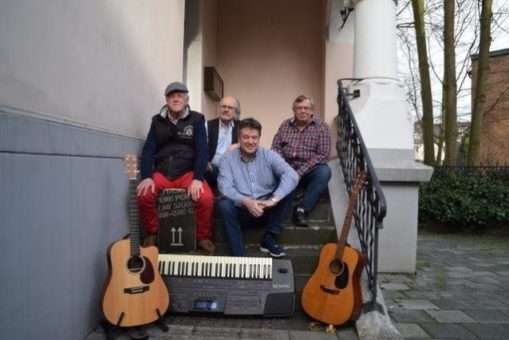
top-left (351, 171), bottom-right (368, 195)
top-left (123, 154), bottom-right (139, 180)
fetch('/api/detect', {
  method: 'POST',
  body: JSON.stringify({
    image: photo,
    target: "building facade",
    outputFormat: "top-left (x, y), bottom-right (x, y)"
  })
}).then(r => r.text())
top-left (471, 48), bottom-right (509, 165)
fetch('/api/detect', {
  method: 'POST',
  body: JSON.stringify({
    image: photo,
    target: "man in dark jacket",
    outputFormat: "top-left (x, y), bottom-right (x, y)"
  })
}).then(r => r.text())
top-left (137, 82), bottom-right (215, 254)
top-left (205, 96), bottom-right (240, 190)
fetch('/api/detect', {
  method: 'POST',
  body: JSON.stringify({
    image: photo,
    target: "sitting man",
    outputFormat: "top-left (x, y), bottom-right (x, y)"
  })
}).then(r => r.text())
top-left (205, 96), bottom-right (240, 190)
top-left (272, 95), bottom-right (331, 227)
top-left (136, 81), bottom-right (215, 254)
top-left (216, 118), bottom-right (298, 257)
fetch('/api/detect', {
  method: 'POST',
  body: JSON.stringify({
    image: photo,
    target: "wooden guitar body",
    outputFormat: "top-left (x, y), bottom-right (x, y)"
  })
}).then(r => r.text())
top-left (102, 237), bottom-right (170, 327)
top-left (302, 243), bottom-right (365, 326)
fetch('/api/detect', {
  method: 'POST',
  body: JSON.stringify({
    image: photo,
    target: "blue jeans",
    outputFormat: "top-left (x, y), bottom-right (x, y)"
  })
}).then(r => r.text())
top-left (296, 164), bottom-right (331, 213)
top-left (216, 193), bottom-right (294, 256)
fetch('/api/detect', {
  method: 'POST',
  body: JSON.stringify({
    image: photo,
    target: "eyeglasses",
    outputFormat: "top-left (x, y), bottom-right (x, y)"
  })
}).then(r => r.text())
top-left (220, 105), bottom-right (236, 111)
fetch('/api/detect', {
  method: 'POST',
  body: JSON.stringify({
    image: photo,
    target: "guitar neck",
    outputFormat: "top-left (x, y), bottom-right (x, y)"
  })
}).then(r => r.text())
top-left (128, 179), bottom-right (141, 257)
top-left (335, 172), bottom-right (367, 261)
top-left (335, 192), bottom-right (357, 260)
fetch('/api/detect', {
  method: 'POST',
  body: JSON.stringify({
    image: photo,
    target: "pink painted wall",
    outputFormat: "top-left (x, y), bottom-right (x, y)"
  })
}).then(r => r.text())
top-left (202, 0), bottom-right (219, 118)
top-left (216, 0), bottom-right (325, 147)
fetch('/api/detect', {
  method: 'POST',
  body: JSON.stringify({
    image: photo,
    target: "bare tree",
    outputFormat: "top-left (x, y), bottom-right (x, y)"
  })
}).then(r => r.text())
top-left (468, 0), bottom-right (494, 165)
top-left (443, 0), bottom-right (458, 166)
top-left (411, 0), bottom-right (435, 165)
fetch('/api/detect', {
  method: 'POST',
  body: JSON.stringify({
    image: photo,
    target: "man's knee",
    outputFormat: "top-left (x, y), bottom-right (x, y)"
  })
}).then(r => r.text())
top-left (216, 198), bottom-right (236, 215)
top-left (137, 190), bottom-right (157, 207)
top-left (199, 186), bottom-right (214, 204)
top-left (314, 164), bottom-right (332, 182)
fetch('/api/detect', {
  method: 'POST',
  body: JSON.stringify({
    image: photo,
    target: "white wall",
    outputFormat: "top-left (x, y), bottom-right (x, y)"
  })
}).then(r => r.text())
top-left (0, 1), bottom-right (186, 338)
top-left (0, 0), bottom-right (185, 138)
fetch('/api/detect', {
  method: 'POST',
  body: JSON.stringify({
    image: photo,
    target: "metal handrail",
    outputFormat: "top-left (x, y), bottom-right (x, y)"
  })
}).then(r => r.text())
top-left (336, 80), bottom-right (387, 311)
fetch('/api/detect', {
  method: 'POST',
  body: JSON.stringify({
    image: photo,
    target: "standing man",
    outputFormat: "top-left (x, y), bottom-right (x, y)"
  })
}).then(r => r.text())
top-left (217, 118), bottom-right (298, 257)
top-left (205, 96), bottom-right (241, 190)
top-left (272, 95), bottom-right (331, 228)
top-left (137, 81), bottom-right (215, 255)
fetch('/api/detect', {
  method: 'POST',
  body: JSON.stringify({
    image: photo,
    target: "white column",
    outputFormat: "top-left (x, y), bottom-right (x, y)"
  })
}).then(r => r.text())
top-left (354, 0), bottom-right (397, 80)
top-left (346, 0), bottom-right (433, 274)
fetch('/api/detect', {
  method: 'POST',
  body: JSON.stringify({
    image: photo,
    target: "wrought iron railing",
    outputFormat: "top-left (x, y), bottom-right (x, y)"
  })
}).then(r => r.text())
top-left (336, 80), bottom-right (387, 312)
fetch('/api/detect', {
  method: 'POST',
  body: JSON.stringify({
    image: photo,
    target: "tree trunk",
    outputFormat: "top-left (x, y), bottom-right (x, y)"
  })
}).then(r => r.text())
top-left (443, 0), bottom-right (457, 166)
top-left (411, 0), bottom-right (434, 165)
top-left (468, 0), bottom-right (493, 165)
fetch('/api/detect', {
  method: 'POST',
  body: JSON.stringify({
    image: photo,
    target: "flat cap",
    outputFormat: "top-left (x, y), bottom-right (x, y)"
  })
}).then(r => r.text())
top-left (164, 82), bottom-right (188, 96)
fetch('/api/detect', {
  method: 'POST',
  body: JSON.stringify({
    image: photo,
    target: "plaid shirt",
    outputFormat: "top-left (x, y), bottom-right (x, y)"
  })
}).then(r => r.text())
top-left (271, 117), bottom-right (331, 177)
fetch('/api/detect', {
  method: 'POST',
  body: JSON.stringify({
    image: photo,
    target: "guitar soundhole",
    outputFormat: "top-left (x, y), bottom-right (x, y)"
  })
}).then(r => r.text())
top-left (329, 259), bottom-right (343, 275)
top-left (127, 255), bottom-right (145, 274)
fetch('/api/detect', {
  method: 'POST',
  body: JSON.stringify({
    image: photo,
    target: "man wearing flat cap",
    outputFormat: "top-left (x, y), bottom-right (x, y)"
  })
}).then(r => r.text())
top-left (137, 81), bottom-right (215, 254)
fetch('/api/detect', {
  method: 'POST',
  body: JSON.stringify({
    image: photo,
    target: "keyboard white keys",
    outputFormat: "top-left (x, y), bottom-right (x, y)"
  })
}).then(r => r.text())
top-left (158, 254), bottom-right (273, 280)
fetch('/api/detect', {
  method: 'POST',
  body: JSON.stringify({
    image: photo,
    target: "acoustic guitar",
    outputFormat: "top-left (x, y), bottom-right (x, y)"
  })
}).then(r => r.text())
top-left (301, 171), bottom-right (367, 327)
top-left (102, 155), bottom-right (169, 327)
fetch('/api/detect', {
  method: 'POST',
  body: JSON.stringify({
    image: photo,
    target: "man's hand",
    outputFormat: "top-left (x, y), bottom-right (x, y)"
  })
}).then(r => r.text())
top-left (227, 143), bottom-right (240, 151)
top-left (137, 178), bottom-right (155, 196)
top-left (258, 198), bottom-right (277, 209)
top-left (188, 179), bottom-right (204, 201)
top-left (242, 198), bottom-right (264, 217)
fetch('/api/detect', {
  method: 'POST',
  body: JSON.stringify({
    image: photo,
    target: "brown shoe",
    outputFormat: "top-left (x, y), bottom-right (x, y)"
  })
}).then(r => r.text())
top-left (143, 234), bottom-right (158, 247)
top-left (198, 239), bottom-right (216, 255)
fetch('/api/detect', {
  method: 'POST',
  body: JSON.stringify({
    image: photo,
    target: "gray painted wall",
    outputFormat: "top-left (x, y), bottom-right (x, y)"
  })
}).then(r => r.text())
top-left (0, 110), bottom-right (143, 339)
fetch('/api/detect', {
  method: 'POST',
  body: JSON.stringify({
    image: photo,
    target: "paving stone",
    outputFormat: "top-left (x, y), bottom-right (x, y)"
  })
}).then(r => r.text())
top-left (403, 291), bottom-right (441, 300)
top-left (419, 323), bottom-right (477, 339)
top-left (241, 329), bottom-right (290, 339)
top-left (193, 326), bottom-right (241, 338)
top-left (463, 324), bottom-right (509, 339)
top-left (380, 283), bottom-right (410, 291)
top-left (436, 291), bottom-right (474, 300)
top-left (474, 276), bottom-right (502, 284)
top-left (393, 323), bottom-right (430, 338)
top-left (389, 310), bottom-right (434, 323)
top-left (464, 309), bottom-right (509, 323)
top-left (147, 324), bottom-right (194, 337)
top-left (446, 271), bottom-right (472, 278)
top-left (381, 289), bottom-right (408, 299)
top-left (425, 310), bottom-right (477, 323)
top-left (466, 299), bottom-right (509, 310)
top-left (432, 299), bottom-right (474, 310)
top-left (397, 299), bottom-right (439, 310)
top-left (447, 266), bottom-right (473, 272)
top-left (289, 330), bottom-right (338, 340)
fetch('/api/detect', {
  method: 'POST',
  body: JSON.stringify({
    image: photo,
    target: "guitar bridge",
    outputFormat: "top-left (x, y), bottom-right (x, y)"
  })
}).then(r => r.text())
top-left (124, 285), bottom-right (149, 294)
top-left (320, 284), bottom-right (340, 295)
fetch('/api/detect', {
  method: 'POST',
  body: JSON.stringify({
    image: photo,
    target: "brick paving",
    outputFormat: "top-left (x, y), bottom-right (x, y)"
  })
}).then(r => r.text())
top-left (381, 230), bottom-right (509, 339)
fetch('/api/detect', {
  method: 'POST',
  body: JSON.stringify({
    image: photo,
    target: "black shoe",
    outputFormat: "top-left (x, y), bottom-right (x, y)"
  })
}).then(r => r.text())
top-left (260, 234), bottom-right (286, 258)
top-left (143, 233), bottom-right (158, 247)
top-left (292, 207), bottom-right (309, 227)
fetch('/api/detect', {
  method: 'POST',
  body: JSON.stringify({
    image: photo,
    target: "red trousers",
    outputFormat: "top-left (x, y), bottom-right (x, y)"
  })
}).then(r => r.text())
top-left (137, 171), bottom-right (213, 240)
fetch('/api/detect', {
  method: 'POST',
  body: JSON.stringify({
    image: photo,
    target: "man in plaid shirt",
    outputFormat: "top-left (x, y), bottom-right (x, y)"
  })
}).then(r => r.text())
top-left (271, 95), bottom-right (331, 227)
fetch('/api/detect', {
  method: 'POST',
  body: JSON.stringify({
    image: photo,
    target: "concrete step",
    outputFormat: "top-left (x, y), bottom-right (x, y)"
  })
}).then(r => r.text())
top-left (212, 191), bottom-right (333, 222)
top-left (212, 221), bottom-right (337, 246)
